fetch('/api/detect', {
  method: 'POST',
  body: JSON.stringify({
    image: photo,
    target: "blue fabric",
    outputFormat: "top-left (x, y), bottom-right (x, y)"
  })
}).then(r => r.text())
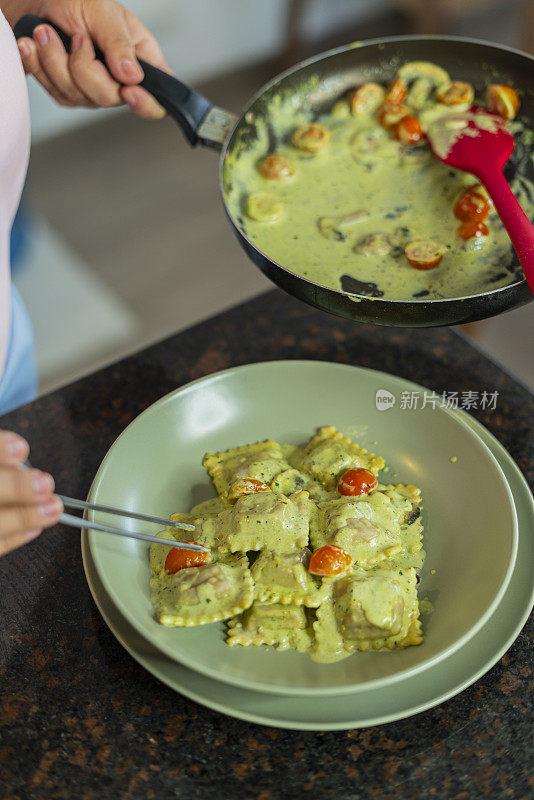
top-left (10, 199), bottom-right (32, 273)
top-left (0, 286), bottom-right (37, 416)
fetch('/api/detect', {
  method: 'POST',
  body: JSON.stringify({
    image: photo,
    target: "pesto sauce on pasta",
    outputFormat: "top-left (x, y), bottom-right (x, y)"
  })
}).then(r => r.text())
top-left (150, 426), bottom-right (426, 663)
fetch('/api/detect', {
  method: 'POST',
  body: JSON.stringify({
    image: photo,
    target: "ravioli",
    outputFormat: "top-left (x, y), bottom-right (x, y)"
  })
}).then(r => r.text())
top-left (251, 547), bottom-right (328, 607)
top-left (309, 481), bottom-right (423, 566)
top-left (190, 496), bottom-right (229, 517)
top-left (310, 492), bottom-right (398, 565)
top-left (298, 426), bottom-right (385, 489)
top-left (310, 567), bottom-right (421, 662)
top-left (380, 483), bottom-right (425, 570)
top-left (159, 498), bottom-right (231, 552)
top-left (226, 601), bottom-right (313, 651)
top-left (149, 425), bottom-right (427, 664)
top-left (150, 537), bottom-right (253, 626)
top-left (203, 440), bottom-right (290, 497)
top-left (197, 489), bottom-right (312, 553)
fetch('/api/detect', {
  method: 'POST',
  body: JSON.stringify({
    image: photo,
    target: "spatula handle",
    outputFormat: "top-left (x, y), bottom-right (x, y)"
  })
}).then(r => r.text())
top-left (13, 14), bottom-right (212, 146)
top-left (477, 167), bottom-right (534, 295)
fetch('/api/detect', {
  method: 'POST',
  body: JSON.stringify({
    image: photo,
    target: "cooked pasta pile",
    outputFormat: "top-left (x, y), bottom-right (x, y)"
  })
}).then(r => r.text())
top-left (149, 427), bottom-right (425, 663)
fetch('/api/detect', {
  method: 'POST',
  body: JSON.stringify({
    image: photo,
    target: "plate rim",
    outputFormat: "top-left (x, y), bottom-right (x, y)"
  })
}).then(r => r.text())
top-left (87, 360), bottom-right (519, 695)
top-left (81, 408), bottom-right (534, 730)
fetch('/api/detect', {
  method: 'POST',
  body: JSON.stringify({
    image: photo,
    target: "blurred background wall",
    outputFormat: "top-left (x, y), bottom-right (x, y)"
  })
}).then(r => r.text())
top-left (27, 0), bottom-right (532, 142)
top-left (13, 0), bottom-right (534, 395)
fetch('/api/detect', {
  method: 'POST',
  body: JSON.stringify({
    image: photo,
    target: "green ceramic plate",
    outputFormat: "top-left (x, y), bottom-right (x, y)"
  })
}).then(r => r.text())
top-left (81, 410), bottom-right (533, 730)
top-left (87, 362), bottom-right (518, 696)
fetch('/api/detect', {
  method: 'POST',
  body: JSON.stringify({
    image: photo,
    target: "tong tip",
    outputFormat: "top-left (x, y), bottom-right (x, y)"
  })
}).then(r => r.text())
top-left (169, 520), bottom-right (196, 531)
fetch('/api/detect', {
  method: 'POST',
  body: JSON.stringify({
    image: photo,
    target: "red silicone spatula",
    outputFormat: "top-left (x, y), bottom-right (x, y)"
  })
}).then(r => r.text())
top-left (426, 106), bottom-right (534, 295)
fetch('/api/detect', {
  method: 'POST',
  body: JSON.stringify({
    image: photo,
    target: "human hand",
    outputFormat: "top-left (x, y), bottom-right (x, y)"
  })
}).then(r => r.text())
top-left (0, 430), bottom-right (63, 557)
top-left (12, 0), bottom-right (170, 119)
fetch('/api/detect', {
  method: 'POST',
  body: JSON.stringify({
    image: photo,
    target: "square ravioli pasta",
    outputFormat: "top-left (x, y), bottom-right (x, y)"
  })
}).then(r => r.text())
top-left (309, 483), bottom-right (423, 567)
top-left (297, 426), bottom-right (385, 490)
top-left (310, 567), bottom-right (422, 662)
top-left (203, 440), bottom-right (290, 497)
top-left (149, 425), bottom-right (426, 665)
top-left (194, 489), bottom-right (312, 553)
top-left (381, 483), bottom-right (424, 569)
top-left (226, 601), bottom-right (313, 652)
top-left (251, 547), bottom-right (328, 607)
top-left (150, 533), bottom-right (253, 626)
top-left (270, 467), bottom-right (329, 502)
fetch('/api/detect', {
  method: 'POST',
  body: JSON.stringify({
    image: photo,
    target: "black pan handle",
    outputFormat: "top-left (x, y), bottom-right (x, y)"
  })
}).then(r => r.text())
top-left (14, 14), bottom-right (212, 146)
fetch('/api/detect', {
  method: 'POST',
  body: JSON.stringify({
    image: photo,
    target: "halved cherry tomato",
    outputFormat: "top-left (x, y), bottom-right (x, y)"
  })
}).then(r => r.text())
top-left (350, 82), bottom-right (385, 115)
top-left (164, 543), bottom-right (211, 574)
top-left (457, 220), bottom-right (490, 240)
top-left (227, 478), bottom-right (271, 502)
top-left (337, 468), bottom-right (378, 496)
top-left (384, 78), bottom-right (408, 105)
top-left (405, 239), bottom-right (445, 270)
top-left (378, 103), bottom-right (409, 130)
top-left (454, 186), bottom-right (490, 221)
top-left (487, 84), bottom-right (520, 120)
top-left (259, 154), bottom-right (295, 181)
top-left (436, 80), bottom-right (474, 106)
top-left (309, 545), bottom-right (353, 577)
top-left (394, 115), bottom-right (423, 145)
top-left (292, 123), bottom-right (330, 152)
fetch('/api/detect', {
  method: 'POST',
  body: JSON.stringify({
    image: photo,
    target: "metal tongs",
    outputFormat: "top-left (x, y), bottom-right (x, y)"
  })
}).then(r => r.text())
top-left (59, 495), bottom-right (208, 551)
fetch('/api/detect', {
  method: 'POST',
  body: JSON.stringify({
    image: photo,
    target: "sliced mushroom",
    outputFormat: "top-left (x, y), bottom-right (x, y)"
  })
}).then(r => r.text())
top-left (246, 192), bottom-right (283, 223)
top-left (405, 505), bottom-right (421, 525)
top-left (318, 210), bottom-right (369, 241)
top-left (331, 98), bottom-right (351, 119)
top-left (351, 128), bottom-right (401, 166)
top-left (462, 230), bottom-right (491, 252)
top-left (401, 141), bottom-right (432, 166)
top-left (354, 232), bottom-right (392, 256)
top-left (389, 226), bottom-right (412, 257)
top-left (397, 61), bottom-right (450, 89)
top-left (405, 78), bottom-right (433, 111)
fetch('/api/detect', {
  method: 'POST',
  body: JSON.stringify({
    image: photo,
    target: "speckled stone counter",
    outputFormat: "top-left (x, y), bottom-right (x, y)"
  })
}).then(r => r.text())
top-left (0, 289), bottom-right (532, 800)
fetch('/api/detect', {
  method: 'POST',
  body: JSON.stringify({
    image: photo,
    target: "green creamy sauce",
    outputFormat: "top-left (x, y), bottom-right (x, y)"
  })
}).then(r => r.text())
top-left (310, 567), bottom-right (419, 663)
top-left (151, 429), bottom-right (425, 662)
top-left (227, 101), bottom-right (534, 301)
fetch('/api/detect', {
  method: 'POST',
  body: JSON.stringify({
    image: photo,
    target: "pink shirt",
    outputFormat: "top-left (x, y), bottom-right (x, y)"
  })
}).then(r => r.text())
top-left (0, 10), bottom-right (30, 377)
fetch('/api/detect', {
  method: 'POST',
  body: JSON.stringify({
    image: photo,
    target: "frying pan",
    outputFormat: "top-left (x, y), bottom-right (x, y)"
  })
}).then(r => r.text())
top-left (15, 16), bottom-right (534, 327)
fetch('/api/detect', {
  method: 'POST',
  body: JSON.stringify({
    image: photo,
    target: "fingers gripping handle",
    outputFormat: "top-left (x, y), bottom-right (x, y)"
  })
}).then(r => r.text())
top-left (13, 14), bottom-right (212, 146)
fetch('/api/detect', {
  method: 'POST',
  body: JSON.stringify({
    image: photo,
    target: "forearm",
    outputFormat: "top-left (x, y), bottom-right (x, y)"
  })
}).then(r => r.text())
top-left (2, 0), bottom-right (43, 28)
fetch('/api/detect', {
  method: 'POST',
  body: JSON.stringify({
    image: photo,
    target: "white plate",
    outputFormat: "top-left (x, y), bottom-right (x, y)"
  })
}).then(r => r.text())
top-left (81, 409), bottom-right (533, 730)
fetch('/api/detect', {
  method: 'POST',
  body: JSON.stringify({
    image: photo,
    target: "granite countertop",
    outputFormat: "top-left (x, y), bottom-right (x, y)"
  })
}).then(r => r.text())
top-left (0, 289), bottom-right (532, 800)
